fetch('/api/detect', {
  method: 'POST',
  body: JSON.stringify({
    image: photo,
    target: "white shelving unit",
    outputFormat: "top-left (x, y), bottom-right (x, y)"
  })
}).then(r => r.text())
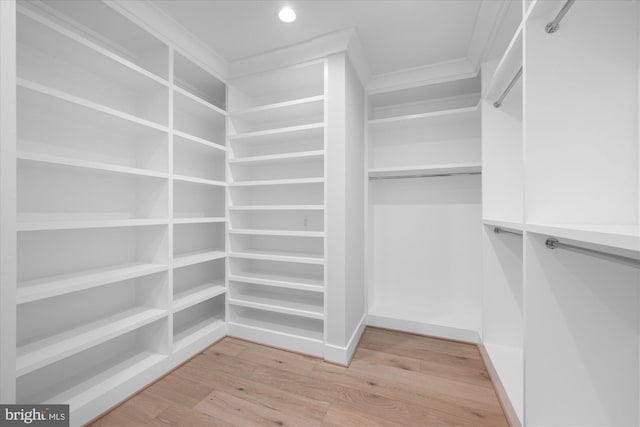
top-left (227, 60), bottom-right (326, 357)
top-left (366, 73), bottom-right (483, 344)
top-left (5, 2), bottom-right (228, 424)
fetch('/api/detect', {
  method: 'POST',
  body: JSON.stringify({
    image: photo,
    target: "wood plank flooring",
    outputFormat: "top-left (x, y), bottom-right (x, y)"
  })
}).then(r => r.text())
top-left (90, 327), bottom-right (509, 426)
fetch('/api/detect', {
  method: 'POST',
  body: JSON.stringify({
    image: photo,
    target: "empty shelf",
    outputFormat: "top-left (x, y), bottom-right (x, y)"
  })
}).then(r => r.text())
top-left (173, 130), bottom-right (226, 152)
top-left (230, 96), bottom-right (324, 131)
top-left (173, 283), bottom-right (226, 313)
top-left (17, 263), bottom-right (167, 305)
top-left (368, 162), bottom-right (481, 179)
top-left (229, 250), bottom-right (324, 265)
top-left (16, 307), bottom-right (167, 377)
top-left (229, 177), bottom-right (324, 187)
top-left (228, 150), bottom-right (324, 165)
top-left (229, 205), bottom-right (324, 211)
top-left (173, 174), bottom-right (226, 187)
top-left (229, 289), bottom-right (323, 320)
top-left (526, 223), bottom-right (640, 253)
top-left (229, 271), bottom-right (323, 292)
top-left (229, 229), bottom-right (324, 238)
top-left (173, 315), bottom-right (225, 352)
top-left (173, 250), bottom-right (226, 268)
top-left (17, 218), bottom-right (168, 232)
top-left (229, 122), bottom-right (324, 143)
top-left (173, 217), bottom-right (226, 225)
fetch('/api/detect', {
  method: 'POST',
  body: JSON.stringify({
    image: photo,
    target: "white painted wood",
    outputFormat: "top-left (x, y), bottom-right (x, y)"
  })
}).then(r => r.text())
top-left (229, 150), bottom-right (324, 165)
top-left (229, 229), bottom-right (324, 238)
top-left (173, 295), bottom-right (225, 351)
top-left (173, 50), bottom-right (226, 110)
top-left (173, 283), bottom-right (225, 313)
top-left (228, 305), bottom-right (324, 344)
top-left (369, 162), bottom-right (481, 179)
top-left (229, 250), bottom-right (324, 265)
top-left (229, 205), bottom-right (324, 211)
top-left (229, 283), bottom-right (324, 319)
top-left (230, 95), bottom-right (324, 134)
top-left (229, 122), bottom-right (324, 142)
top-left (527, 223), bottom-right (640, 254)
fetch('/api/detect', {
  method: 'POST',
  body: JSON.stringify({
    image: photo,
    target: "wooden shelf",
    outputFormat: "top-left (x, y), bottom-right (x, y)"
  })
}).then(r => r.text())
top-left (230, 95), bottom-right (324, 131)
top-left (173, 283), bottom-right (226, 313)
top-left (173, 217), bottom-right (226, 225)
top-left (368, 105), bottom-right (479, 128)
top-left (17, 6), bottom-right (169, 88)
top-left (18, 78), bottom-right (168, 132)
top-left (483, 219), bottom-right (524, 232)
top-left (229, 250), bottom-right (324, 265)
top-left (229, 229), bottom-right (324, 238)
top-left (229, 177), bottom-right (324, 187)
top-left (229, 293), bottom-right (324, 320)
top-left (368, 162), bottom-right (481, 179)
top-left (17, 218), bottom-right (168, 232)
top-left (229, 272), bottom-right (323, 293)
top-left (173, 314), bottom-right (225, 352)
top-left (229, 150), bottom-right (324, 165)
top-left (483, 24), bottom-right (523, 103)
top-left (23, 350), bottom-right (166, 410)
top-left (173, 130), bottom-right (226, 153)
top-left (173, 174), bottom-right (226, 187)
top-left (229, 122), bottom-right (324, 143)
top-left (174, 85), bottom-right (226, 118)
top-left (526, 223), bottom-right (640, 253)
top-left (173, 250), bottom-right (226, 268)
top-left (229, 205), bottom-right (324, 211)
top-left (17, 263), bottom-right (167, 305)
top-left (16, 307), bottom-right (167, 377)
top-left (17, 151), bottom-right (168, 180)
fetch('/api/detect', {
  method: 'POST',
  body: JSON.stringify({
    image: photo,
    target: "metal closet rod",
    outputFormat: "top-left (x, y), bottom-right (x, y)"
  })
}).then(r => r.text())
top-left (369, 172), bottom-right (481, 180)
top-left (493, 227), bottom-right (523, 236)
top-left (493, 66), bottom-right (523, 109)
top-left (545, 0), bottom-right (577, 34)
top-left (545, 238), bottom-right (640, 268)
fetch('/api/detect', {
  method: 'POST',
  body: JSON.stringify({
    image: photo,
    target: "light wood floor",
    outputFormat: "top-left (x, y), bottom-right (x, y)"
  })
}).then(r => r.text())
top-left (91, 327), bottom-right (509, 426)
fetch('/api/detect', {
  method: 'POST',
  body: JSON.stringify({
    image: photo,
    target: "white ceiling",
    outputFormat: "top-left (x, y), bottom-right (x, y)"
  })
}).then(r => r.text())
top-left (152, 0), bottom-right (485, 76)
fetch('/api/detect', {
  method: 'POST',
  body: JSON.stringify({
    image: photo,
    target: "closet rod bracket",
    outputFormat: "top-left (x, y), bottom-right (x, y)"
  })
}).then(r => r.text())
top-left (545, 0), bottom-right (577, 34)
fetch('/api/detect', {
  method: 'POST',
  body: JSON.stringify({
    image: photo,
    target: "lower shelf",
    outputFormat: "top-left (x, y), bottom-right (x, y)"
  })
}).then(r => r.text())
top-left (481, 342), bottom-right (523, 424)
top-left (367, 304), bottom-right (480, 343)
top-left (173, 250), bottom-right (226, 268)
top-left (228, 305), bottom-right (324, 357)
top-left (173, 282), bottom-right (225, 313)
top-left (173, 296), bottom-right (225, 352)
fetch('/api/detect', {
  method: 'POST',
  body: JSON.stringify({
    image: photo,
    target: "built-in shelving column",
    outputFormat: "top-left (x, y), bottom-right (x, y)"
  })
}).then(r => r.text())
top-left (523, 1), bottom-right (640, 425)
top-left (14, 2), bottom-right (172, 423)
top-left (226, 60), bottom-right (326, 356)
top-left (366, 74), bottom-right (483, 343)
top-left (171, 51), bottom-right (227, 354)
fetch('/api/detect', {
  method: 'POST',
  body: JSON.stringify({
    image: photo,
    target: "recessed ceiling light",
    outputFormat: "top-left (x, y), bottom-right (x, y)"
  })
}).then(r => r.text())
top-left (279, 7), bottom-right (296, 23)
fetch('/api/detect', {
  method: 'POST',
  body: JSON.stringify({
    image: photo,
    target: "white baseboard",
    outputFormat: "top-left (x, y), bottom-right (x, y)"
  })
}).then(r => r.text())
top-left (324, 313), bottom-right (367, 366)
top-left (366, 313), bottom-right (480, 344)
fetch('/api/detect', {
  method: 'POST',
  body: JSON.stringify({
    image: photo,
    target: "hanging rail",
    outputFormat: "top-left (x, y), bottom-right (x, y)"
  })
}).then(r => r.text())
top-left (493, 66), bottom-right (523, 108)
top-left (545, 238), bottom-right (640, 268)
top-left (369, 172), bottom-right (481, 181)
top-left (493, 227), bottom-right (523, 236)
top-left (545, 0), bottom-right (577, 33)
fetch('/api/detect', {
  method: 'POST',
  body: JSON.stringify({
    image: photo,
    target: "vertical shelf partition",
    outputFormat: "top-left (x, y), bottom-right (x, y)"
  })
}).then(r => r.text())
top-left (226, 60), bottom-right (326, 356)
top-left (10, 2), bottom-right (227, 425)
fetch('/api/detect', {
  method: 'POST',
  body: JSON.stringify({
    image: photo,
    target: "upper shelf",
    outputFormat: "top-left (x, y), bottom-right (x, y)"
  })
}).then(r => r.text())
top-left (368, 105), bottom-right (479, 130)
top-left (483, 23), bottom-right (523, 105)
top-left (229, 96), bottom-right (324, 134)
top-left (174, 51), bottom-right (226, 110)
top-left (229, 122), bottom-right (324, 144)
top-left (526, 223), bottom-right (640, 253)
top-left (369, 162), bottom-right (481, 179)
top-left (21, 1), bottom-right (169, 79)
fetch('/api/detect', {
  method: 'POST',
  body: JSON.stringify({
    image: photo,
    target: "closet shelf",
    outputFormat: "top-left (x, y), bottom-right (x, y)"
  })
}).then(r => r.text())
top-left (24, 350), bottom-right (166, 411)
top-left (173, 174), bottom-right (226, 187)
top-left (229, 177), bottom-right (324, 187)
top-left (173, 283), bottom-right (226, 313)
top-left (483, 24), bottom-right (523, 103)
top-left (173, 130), bottom-right (226, 153)
top-left (526, 223), bottom-right (640, 253)
top-left (173, 217), bottom-right (226, 225)
top-left (173, 314), bottom-right (225, 352)
top-left (16, 151), bottom-right (168, 180)
top-left (229, 95), bottom-right (324, 128)
top-left (229, 272), bottom-right (324, 293)
top-left (173, 250), bottom-right (226, 268)
top-left (173, 85), bottom-right (227, 117)
top-left (17, 6), bottom-right (169, 88)
top-left (368, 162), bottom-right (481, 179)
top-left (228, 312), bottom-right (323, 343)
top-left (228, 150), bottom-right (324, 165)
top-left (16, 307), bottom-right (167, 377)
top-left (229, 122), bottom-right (324, 143)
top-left (17, 78), bottom-right (169, 133)
top-left (229, 205), bottom-right (324, 211)
top-left (229, 229), bottom-right (324, 238)
top-left (483, 218), bottom-right (524, 232)
top-left (17, 263), bottom-right (167, 305)
top-left (229, 250), bottom-right (324, 265)
top-left (368, 105), bottom-right (479, 127)
top-left (229, 297), bottom-right (324, 320)
top-left (17, 218), bottom-right (169, 232)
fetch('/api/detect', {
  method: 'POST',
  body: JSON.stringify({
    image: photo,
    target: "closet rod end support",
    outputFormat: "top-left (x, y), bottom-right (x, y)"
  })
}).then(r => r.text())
top-left (545, 22), bottom-right (559, 33)
top-left (546, 238), bottom-right (559, 249)
top-left (493, 101), bottom-right (502, 108)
